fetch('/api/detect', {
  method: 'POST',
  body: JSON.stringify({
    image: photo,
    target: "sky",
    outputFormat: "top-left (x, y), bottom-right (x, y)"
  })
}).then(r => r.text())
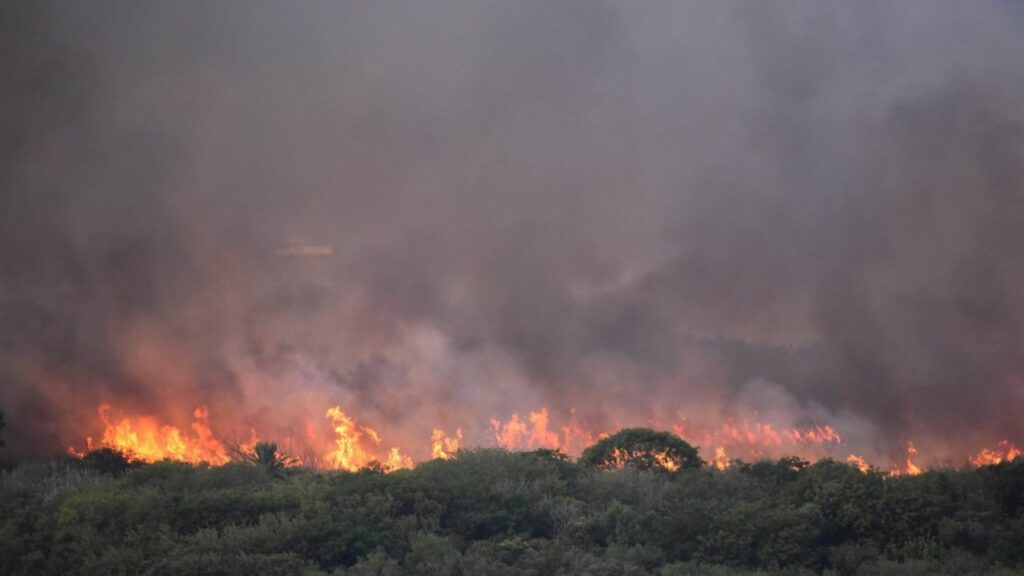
top-left (2, 1), bottom-right (1024, 465)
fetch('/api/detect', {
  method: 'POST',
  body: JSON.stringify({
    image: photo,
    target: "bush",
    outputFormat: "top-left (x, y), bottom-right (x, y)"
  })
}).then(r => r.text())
top-left (1, 449), bottom-right (1022, 575)
top-left (80, 448), bottom-right (136, 477)
top-left (579, 428), bottom-right (703, 472)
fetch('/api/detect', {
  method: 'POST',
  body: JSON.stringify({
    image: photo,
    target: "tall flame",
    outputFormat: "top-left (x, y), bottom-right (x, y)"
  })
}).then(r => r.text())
top-left (323, 406), bottom-right (411, 471)
top-left (711, 446), bottom-right (730, 470)
top-left (431, 427), bottom-right (462, 460)
top-left (69, 404), bottom-right (229, 464)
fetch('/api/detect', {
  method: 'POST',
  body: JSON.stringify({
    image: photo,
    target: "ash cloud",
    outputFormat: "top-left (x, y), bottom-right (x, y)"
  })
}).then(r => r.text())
top-left (2, 1), bottom-right (1023, 463)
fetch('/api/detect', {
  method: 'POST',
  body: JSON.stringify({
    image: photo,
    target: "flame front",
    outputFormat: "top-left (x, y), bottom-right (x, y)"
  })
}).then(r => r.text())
top-left (69, 402), bottom-right (1021, 474)
top-left (490, 408), bottom-right (598, 452)
top-left (324, 406), bottom-right (410, 471)
top-left (971, 440), bottom-right (1022, 467)
top-left (68, 404), bottom-right (229, 464)
top-left (431, 427), bottom-right (462, 460)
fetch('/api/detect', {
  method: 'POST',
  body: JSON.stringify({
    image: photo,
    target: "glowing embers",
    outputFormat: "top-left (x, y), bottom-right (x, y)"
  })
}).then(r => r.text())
top-left (605, 447), bottom-right (681, 472)
top-left (971, 440), bottom-right (1022, 467)
top-left (69, 404), bottom-right (229, 464)
top-left (324, 406), bottom-right (411, 472)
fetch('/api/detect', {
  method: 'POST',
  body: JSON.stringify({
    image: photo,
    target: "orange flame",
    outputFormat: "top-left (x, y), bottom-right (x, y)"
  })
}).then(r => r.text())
top-left (528, 408), bottom-right (561, 449)
top-left (711, 446), bottom-right (730, 470)
top-left (323, 406), bottom-right (410, 471)
top-left (490, 408), bottom-right (599, 453)
top-left (889, 442), bottom-right (922, 476)
top-left (431, 427), bottom-right (462, 460)
top-left (605, 447), bottom-right (682, 472)
top-left (846, 454), bottom-right (870, 473)
top-left (971, 440), bottom-right (1022, 466)
top-left (491, 413), bottom-right (529, 449)
top-left (384, 447), bottom-right (413, 471)
top-left (69, 404), bottom-right (229, 464)
top-left (70, 402), bottom-right (1019, 475)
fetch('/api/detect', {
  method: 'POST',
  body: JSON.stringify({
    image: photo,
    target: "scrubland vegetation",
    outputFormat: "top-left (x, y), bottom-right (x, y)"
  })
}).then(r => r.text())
top-left (2, 428), bottom-right (1024, 575)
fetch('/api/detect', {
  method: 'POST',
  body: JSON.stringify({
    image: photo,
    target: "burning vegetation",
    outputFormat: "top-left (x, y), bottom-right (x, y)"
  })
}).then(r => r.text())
top-left (63, 401), bottom-right (1019, 476)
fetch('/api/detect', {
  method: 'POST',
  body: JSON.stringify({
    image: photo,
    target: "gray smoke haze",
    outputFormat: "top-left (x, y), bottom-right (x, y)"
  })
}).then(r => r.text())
top-left (2, 1), bottom-right (1024, 464)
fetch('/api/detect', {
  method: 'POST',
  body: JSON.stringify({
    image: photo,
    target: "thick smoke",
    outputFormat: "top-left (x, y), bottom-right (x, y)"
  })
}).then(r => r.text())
top-left (2, 1), bottom-right (1023, 463)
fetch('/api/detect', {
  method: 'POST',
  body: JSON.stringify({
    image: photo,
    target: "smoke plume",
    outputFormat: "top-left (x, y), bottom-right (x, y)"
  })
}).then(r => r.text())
top-left (2, 1), bottom-right (1023, 465)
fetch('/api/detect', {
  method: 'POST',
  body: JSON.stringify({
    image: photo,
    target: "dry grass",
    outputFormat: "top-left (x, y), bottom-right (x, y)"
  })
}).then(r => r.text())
top-left (0, 459), bottom-right (107, 500)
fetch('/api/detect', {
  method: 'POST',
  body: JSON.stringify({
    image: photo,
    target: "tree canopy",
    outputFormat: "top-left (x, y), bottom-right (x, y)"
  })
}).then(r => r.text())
top-left (2, 436), bottom-right (1024, 574)
top-left (235, 441), bottom-right (295, 477)
top-left (578, 427), bottom-right (703, 471)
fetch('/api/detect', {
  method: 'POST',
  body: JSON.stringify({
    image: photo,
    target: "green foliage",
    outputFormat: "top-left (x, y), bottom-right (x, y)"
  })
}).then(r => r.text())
top-left (1, 448), bottom-right (1023, 575)
top-left (80, 448), bottom-right (136, 477)
top-left (579, 428), bottom-right (703, 471)
top-left (236, 442), bottom-right (296, 477)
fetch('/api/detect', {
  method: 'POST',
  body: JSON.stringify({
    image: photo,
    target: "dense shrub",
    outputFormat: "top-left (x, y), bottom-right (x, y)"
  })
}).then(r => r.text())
top-left (580, 428), bottom-right (702, 471)
top-left (80, 448), bottom-right (137, 477)
top-left (1, 444), bottom-right (1023, 575)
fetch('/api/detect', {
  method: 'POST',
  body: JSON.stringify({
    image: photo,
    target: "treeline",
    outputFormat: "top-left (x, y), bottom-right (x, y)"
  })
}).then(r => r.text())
top-left (1, 430), bottom-right (1024, 575)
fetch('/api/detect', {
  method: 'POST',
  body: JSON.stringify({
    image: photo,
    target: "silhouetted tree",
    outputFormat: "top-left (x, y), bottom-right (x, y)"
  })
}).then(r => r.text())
top-left (81, 447), bottom-right (134, 477)
top-left (237, 441), bottom-right (294, 476)
top-left (579, 428), bottom-right (703, 471)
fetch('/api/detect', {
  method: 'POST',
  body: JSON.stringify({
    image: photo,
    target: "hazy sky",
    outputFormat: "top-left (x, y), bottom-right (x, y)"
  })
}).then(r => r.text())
top-left (2, 1), bottom-right (1024, 463)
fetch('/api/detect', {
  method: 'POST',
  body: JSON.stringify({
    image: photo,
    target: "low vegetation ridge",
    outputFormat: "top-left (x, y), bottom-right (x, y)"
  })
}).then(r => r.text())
top-left (2, 428), bottom-right (1024, 575)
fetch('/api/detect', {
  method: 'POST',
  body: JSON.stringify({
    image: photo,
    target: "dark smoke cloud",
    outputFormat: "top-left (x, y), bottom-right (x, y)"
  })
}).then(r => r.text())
top-left (2, 1), bottom-right (1023, 463)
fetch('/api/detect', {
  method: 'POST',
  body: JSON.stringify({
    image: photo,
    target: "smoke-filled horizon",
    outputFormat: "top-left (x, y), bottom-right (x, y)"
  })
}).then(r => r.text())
top-left (2, 1), bottom-right (1024, 466)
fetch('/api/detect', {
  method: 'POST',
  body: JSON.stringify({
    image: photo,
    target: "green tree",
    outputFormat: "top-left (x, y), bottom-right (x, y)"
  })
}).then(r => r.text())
top-left (237, 441), bottom-right (295, 477)
top-left (580, 428), bottom-right (703, 472)
top-left (81, 447), bottom-right (135, 476)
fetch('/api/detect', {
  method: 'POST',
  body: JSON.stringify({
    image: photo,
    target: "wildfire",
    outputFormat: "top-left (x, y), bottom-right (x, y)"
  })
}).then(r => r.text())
top-left (846, 454), bottom-right (870, 473)
top-left (431, 427), bottom-right (462, 460)
top-left (490, 408), bottom-right (599, 453)
top-left (68, 402), bottom-right (1020, 474)
top-left (491, 413), bottom-right (528, 449)
top-left (68, 404), bottom-right (229, 464)
top-left (713, 419), bottom-right (841, 449)
top-left (785, 425), bottom-right (842, 445)
top-left (711, 446), bottom-right (730, 470)
top-left (384, 447), bottom-right (413, 471)
top-left (970, 440), bottom-right (1022, 467)
top-left (324, 406), bottom-right (411, 471)
top-left (889, 442), bottom-right (922, 476)
top-left (606, 447), bottom-right (682, 472)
